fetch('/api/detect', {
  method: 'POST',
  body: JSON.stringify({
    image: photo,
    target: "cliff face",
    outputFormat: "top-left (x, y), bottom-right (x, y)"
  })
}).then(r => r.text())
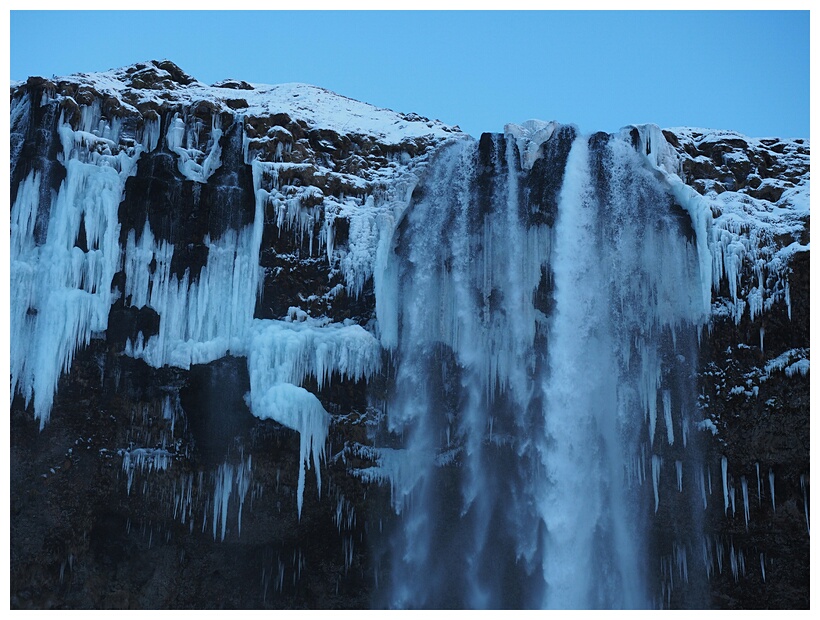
top-left (670, 129), bottom-right (810, 608)
top-left (10, 60), bottom-right (460, 609)
top-left (9, 61), bottom-right (809, 609)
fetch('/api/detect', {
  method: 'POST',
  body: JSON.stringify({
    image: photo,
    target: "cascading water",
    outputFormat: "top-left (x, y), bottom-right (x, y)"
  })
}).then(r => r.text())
top-left (373, 125), bottom-right (711, 609)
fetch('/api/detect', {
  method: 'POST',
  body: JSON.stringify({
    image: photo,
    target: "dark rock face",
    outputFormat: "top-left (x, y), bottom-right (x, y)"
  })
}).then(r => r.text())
top-left (698, 252), bottom-right (809, 609)
top-left (9, 63), bottom-right (809, 609)
top-left (10, 90), bottom-right (65, 244)
top-left (522, 124), bottom-right (576, 227)
top-left (119, 119), bottom-right (256, 282)
top-left (9, 61), bottom-right (448, 609)
top-left (10, 303), bottom-right (383, 609)
top-left (661, 129), bottom-right (810, 609)
top-left (669, 128), bottom-right (809, 201)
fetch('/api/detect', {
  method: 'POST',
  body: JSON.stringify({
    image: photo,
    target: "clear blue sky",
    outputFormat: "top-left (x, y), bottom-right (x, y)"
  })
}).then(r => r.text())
top-left (9, 10), bottom-right (810, 139)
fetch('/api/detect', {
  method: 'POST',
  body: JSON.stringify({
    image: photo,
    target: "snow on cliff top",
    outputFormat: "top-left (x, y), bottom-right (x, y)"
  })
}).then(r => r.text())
top-left (234, 82), bottom-right (461, 144)
top-left (14, 61), bottom-right (810, 151)
top-left (667, 126), bottom-right (810, 146)
top-left (666, 125), bottom-right (810, 216)
top-left (18, 60), bottom-right (462, 145)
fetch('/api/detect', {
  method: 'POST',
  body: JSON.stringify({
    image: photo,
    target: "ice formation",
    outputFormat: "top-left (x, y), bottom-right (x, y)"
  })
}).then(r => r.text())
top-left (10, 69), bottom-right (434, 514)
top-left (668, 128), bottom-right (810, 325)
top-left (119, 158), bottom-right (383, 515)
top-left (212, 455), bottom-right (253, 541)
top-left (11, 101), bottom-right (143, 427)
top-left (9, 62), bottom-right (809, 608)
top-left (246, 315), bottom-right (380, 517)
top-left (166, 112), bottom-right (223, 183)
top-left (123, 211), bottom-right (263, 369)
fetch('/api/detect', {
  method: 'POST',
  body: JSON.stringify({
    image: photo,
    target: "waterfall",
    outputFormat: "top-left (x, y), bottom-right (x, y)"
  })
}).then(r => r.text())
top-left (375, 126), bottom-right (709, 608)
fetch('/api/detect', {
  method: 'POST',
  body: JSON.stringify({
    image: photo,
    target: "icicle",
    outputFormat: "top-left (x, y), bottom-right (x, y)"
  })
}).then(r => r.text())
top-left (663, 390), bottom-right (674, 445)
top-left (756, 463), bottom-right (762, 505)
top-left (786, 279), bottom-right (792, 320)
top-left (800, 474), bottom-right (809, 534)
top-left (715, 536), bottom-right (724, 574)
top-left (739, 548), bottom-right (746, 578)
top-left (123, 213), bottom-right (264, 369)
top-left (642, 443), bottom-right (647, 485)
top-left (248, 383), bottom-right (329, 519)
top-left (213, 462), bottom-right (234, 542)
top-left (699, 466), bottom-right (708, 509)
top-left (652, 455), bottom-right (663, 513)
top-left (675, 542), bottom-right (688, 584)
top-left (760, 552), bottom-right (766, 583)
top-left (246, 317), bottom-right (380, 392)
top-left (120, 447), bottom-right (172, 496)
top-left (721, 457), bottom-right (730, 515)
top-left (646, 360), bottom-right (660, 448)
top-left (769, 469), bottom-right (776, 512)
top-left (165, 112), bottom-right (223, 183)
top-left (676, 460), bottom-right (683, 492)
top-left (702, 537), bottom-right (712, 580)
top-left (640, 442), bottom-right (646, 484)
top-left (246, 317), bottom-right (380, 517)
top-left (236, 455), bottom-right (252, 537)
top-left (741, 476), bottom-right (749, 530)
top-left (708, 465), bottom-right (713, 495)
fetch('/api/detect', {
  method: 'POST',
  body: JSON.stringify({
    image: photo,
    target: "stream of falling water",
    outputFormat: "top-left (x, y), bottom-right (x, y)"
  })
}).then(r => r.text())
top-left (376, 126), bottom-right (709, 609)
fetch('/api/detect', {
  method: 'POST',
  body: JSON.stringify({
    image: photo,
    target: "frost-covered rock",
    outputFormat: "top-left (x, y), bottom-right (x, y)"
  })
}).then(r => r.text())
top-left (663, 128), bottom-right (810, 609)
top-left (10, 59), bottom-right (462, 499)
top-left (665, 127), bottom-right (809, 325)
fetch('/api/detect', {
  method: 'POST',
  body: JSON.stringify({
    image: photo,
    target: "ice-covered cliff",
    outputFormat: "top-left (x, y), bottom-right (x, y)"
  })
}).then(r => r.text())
top-left (9, 60), bottom-right (809, 609)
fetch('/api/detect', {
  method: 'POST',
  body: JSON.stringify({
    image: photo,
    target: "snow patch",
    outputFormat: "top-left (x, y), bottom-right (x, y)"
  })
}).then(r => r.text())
top-left (762, 348), bottom-right (810, 379)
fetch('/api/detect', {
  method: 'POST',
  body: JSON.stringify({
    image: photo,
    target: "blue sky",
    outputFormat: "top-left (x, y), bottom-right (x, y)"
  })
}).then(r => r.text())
top-left (9, 10), bottom-right (810, 139)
